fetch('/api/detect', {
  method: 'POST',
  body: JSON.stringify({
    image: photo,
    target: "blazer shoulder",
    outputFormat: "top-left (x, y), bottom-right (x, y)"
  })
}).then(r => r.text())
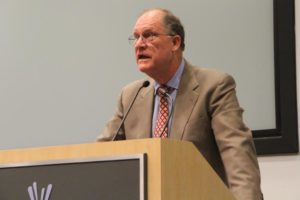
top-left (122, 78), bottom-right (152, 92)
top-left (123, 79), bottom-right (145, 90)
top-left (119, 78), bottom-right (153, 101)
top-left (186, 63), bottom-right (236, 86)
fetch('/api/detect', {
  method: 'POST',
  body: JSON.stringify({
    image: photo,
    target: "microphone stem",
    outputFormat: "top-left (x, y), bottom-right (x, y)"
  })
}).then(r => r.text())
top-left (112, 82), bottom-right (148, 141)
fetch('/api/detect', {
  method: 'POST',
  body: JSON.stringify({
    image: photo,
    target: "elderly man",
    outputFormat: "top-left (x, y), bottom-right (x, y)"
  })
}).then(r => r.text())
top-left (98, 8), bottom-right (263, 200)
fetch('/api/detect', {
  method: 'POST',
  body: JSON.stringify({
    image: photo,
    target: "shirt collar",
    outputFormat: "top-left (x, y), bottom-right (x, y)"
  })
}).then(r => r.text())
top-left (154, 59), bottom-right (185, 92)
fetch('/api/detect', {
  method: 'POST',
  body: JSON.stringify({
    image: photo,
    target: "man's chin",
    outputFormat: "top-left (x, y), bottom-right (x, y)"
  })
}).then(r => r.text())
top-left (137, 63), bottom-right (151, 73)
top-left (137, 64), bottom-right (155, 76)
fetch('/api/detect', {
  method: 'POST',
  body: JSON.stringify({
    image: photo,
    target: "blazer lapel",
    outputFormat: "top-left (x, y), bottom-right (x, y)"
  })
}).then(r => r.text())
top-left (170, 63), bottom-right (199, 139)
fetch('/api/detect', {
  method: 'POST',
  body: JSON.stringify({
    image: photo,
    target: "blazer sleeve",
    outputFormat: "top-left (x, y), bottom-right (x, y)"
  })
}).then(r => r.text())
top-left (209, 74), bottom-right (263, 200)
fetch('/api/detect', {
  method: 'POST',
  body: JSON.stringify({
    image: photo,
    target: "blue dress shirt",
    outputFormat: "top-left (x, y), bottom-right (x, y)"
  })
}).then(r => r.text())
top-left (152, 59), bottom-right (185, 137)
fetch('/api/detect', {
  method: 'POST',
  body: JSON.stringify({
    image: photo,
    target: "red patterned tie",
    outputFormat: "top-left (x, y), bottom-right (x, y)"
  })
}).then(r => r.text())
top-left (154, 86), bottom-right (170, 138)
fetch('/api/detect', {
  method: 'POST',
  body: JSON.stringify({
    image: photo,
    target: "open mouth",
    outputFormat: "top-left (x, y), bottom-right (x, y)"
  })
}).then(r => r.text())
top-left (138, 54), bottom-right (151, 60)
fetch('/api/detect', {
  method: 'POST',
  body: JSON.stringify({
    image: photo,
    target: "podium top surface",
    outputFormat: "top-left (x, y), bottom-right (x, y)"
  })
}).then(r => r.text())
top-left (0, 139), bottom-right (192, 164)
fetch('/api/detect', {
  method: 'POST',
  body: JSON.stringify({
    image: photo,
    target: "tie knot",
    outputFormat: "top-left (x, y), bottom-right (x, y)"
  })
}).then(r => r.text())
top-left (157, 85), bottom-right (172, 97)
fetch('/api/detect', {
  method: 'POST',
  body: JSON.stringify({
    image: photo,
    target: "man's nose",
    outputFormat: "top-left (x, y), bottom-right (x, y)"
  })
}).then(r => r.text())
top-left (135, 37), bottom-right (146, 48)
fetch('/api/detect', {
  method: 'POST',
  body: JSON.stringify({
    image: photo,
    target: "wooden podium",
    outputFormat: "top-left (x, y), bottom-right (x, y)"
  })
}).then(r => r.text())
top-left (0, 139), bottom-right (235, 200)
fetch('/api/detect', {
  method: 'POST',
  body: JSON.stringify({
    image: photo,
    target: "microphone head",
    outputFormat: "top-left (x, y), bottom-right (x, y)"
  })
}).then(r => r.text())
top-left (142, 80), bottom-right (150, 87)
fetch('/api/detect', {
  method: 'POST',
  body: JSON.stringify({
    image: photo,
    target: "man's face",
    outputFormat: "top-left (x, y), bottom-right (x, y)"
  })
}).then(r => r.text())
top-left (132, 11), bottom-right (175, 78)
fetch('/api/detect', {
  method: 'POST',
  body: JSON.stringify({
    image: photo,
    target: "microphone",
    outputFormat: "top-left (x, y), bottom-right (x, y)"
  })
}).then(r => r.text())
top-left (112, 80), bottom-right (150, 141)
top-left (157, 87), bottom-right (174, 138)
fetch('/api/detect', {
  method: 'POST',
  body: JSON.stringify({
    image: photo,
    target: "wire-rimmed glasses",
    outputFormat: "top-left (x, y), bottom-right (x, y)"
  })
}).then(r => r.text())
top-left (128, 31), bottom-right (174, 46)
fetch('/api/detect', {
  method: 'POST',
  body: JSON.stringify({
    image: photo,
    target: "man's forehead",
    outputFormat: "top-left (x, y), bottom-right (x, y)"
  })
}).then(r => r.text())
top-left (133, 11), bottom-right (165, 33)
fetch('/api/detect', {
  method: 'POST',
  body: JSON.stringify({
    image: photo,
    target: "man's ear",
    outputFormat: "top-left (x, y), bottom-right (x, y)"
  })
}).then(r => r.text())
top-left (171, 35), bottom-right (182, 51)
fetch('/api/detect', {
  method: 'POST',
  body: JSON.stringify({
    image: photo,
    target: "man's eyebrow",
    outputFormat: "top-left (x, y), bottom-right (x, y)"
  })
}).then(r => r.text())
top-left (133, 28), bottom-right (155, 35)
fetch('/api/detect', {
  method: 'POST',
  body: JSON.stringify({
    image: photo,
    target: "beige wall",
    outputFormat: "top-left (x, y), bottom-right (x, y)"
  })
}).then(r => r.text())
top-left (257, 2), bottom-right (300, 199)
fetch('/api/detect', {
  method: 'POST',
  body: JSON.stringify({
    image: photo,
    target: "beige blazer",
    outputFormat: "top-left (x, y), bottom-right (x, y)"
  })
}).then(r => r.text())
top-left (98, 62), bottom-right (263, 200)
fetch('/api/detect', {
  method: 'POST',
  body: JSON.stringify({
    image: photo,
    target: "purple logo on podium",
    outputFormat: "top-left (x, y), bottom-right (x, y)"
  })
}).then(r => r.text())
top-left (27, 182), bottom-right (53, 200)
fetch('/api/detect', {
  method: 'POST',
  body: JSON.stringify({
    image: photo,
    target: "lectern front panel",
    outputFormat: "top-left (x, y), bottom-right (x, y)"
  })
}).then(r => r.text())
top-left (0, 154), bottom-right (146, 200)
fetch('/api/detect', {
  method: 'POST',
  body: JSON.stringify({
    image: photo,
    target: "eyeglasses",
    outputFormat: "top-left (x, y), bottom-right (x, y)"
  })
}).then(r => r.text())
top-left (128, 31), bottom-right (174, 46)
